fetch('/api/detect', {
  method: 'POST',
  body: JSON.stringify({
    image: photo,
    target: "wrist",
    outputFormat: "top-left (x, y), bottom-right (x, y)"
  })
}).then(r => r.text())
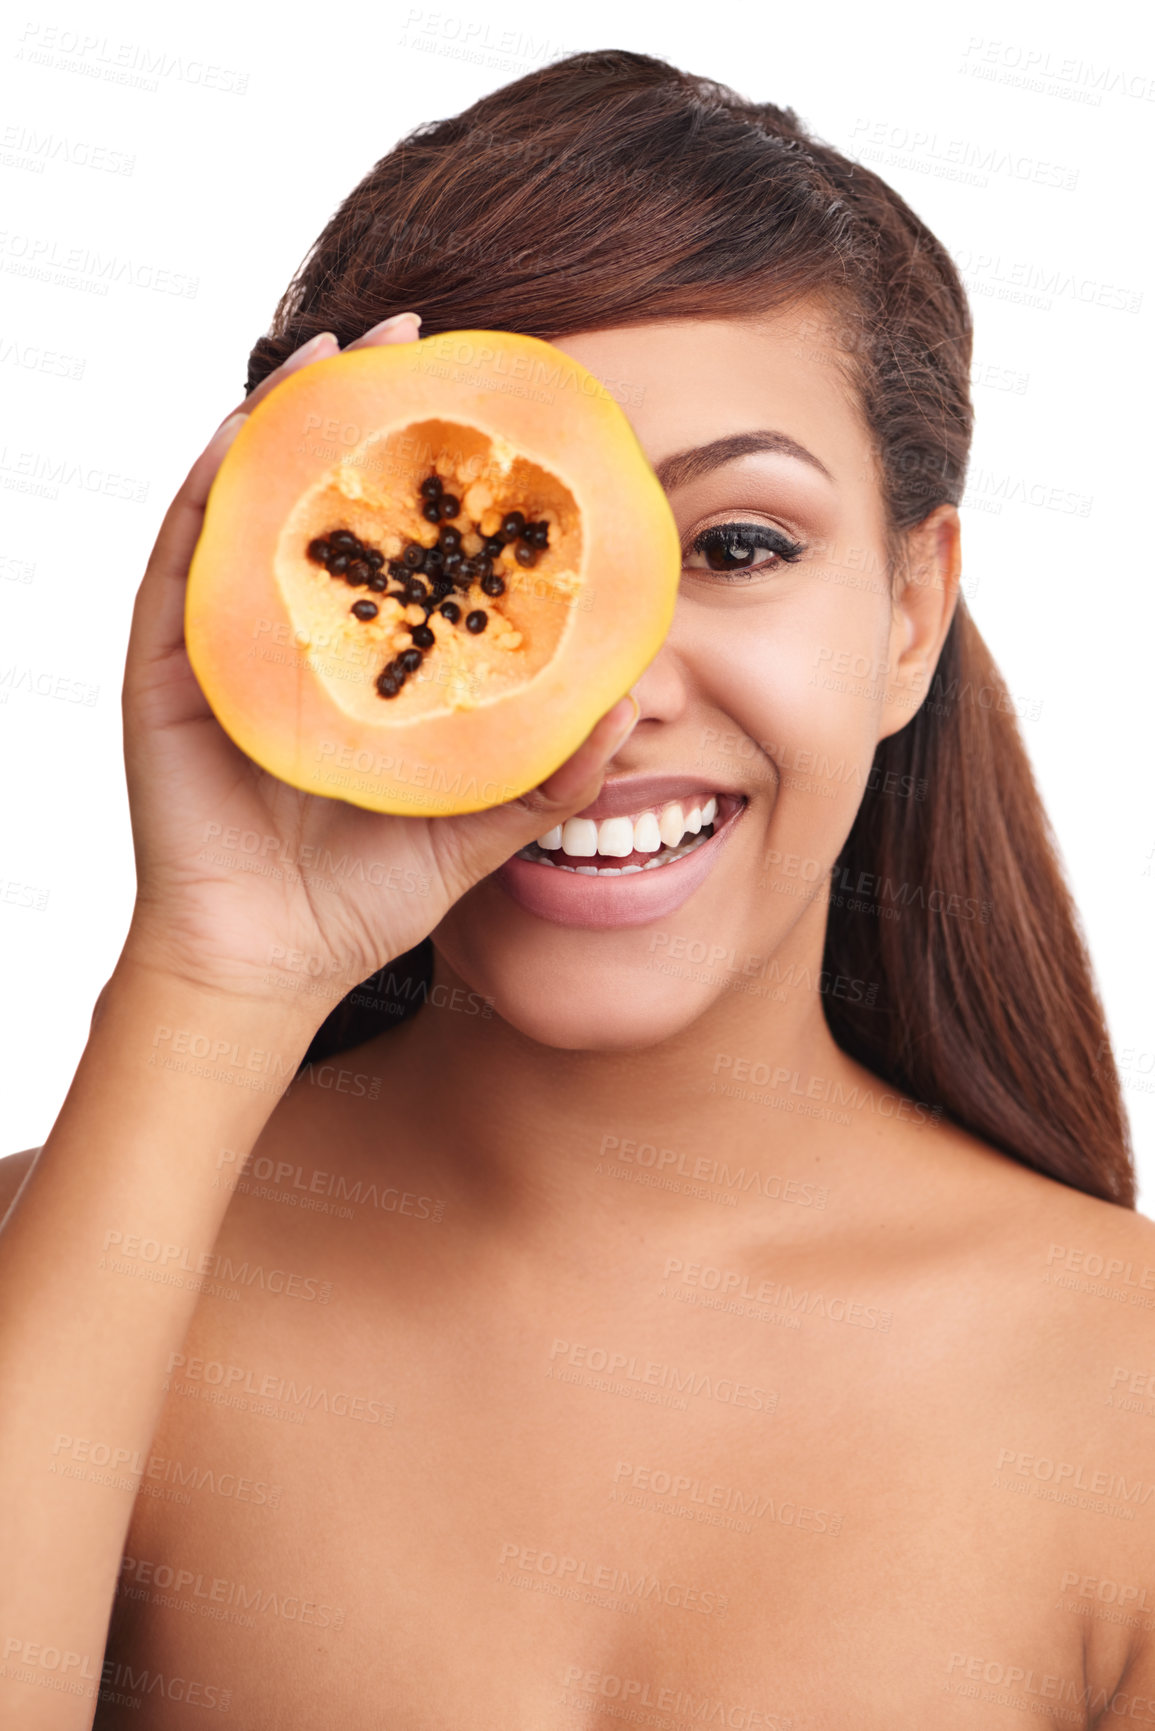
top-left (117, 911), bottom-right (345, 1026)
top-left (106, 938), bottom-right (325, 1056)
top-left (31, 953), bottom-right (324, 1209)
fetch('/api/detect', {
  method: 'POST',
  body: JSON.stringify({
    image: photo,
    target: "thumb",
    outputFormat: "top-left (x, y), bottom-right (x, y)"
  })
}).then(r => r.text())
top-left (428, 695), bottom-right (641, 896)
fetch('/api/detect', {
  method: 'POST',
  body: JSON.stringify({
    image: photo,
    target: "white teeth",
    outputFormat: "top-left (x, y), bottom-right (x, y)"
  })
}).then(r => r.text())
top-left (658, 803), bottom-right (686, 848)
top-left (522, 828), bottom-right (714, 875)
top-left (526, 795), bottom-right (727, 869)
top-left (561, 817), bottom-right (598, 857)
top-left (597, 816), bottom-right (635, 858)
top-left (633, 811), bottom-right (662, 853)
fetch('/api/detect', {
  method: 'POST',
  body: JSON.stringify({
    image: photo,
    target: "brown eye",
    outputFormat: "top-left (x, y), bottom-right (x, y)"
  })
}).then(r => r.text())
top-left (704, 531), bottom-right (758, 570)
top-left (684, 522), bottom-right (805, 578)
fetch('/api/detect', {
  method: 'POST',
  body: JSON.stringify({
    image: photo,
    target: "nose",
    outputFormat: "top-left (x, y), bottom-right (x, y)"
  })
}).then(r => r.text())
top-left (629, 629), bottom-right (691, 729)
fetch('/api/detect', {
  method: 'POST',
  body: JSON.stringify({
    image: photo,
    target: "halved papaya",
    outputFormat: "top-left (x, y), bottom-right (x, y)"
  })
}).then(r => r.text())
top-left (185, 329), bottom-right (680, 815)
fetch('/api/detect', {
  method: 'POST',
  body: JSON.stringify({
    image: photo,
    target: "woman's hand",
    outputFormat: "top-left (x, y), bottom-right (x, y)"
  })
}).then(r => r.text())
top-left (121, 314), bottom-right (637, 1012)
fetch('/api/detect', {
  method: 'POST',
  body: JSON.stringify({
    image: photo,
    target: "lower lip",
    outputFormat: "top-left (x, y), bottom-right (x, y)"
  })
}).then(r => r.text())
top-left (494, 809), bottom-right (743, 930)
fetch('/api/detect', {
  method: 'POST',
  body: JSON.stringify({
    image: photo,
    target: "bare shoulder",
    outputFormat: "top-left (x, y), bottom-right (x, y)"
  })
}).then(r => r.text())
top-left (880, 1113), bottom-right (1155, 1485)
top-left (913, 1114), bottom-right (1155, 1335)
top-left (901, 1124), bottom-right (1155, 1674)
top-left (997, 1150), bottom-right (1155, 1416)
top-left (987, 1162), bottom-right (1155, 1686)
top-left (995, 1150), bottom-right (1155, 1396)
top-left (0, 1147), bottom-right (40, 1224)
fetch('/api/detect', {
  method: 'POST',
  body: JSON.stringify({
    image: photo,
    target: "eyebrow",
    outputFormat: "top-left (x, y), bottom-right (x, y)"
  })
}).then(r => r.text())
top-left (654, 430), bottom-right (834, 492)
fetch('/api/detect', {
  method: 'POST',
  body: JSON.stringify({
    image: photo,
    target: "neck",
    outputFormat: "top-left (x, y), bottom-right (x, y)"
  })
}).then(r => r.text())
top-left (372, 913), bottom-right (886, 1255)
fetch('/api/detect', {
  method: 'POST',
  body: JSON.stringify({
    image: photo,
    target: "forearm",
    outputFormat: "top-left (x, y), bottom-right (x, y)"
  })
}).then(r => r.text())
top-left (0, 957), bottom-right (317, 1727)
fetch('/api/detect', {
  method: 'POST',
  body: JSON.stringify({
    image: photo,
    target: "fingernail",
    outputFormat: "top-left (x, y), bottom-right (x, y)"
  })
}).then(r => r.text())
top-left (529, 695), bottom-right (639, 809)
top-left (207, 410), bottom-right (247, 451)
top-left (293, 331), bottom-right (336, 359)
top-left (602, 693), bottom-right (640, 754)
top-left (362, 312), bottom-right (422, 338)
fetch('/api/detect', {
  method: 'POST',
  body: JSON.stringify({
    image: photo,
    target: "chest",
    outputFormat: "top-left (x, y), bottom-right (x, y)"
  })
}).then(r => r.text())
top-left (97, 1213), bottom-right (1112, 1729)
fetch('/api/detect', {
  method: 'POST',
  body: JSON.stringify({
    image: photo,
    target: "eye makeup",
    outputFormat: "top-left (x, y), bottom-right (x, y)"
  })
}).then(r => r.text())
top-left (683, 520), bottom-right (807, 580)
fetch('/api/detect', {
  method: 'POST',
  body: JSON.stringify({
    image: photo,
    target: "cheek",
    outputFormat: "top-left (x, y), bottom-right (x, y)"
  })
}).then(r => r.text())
top-left (695, 586), bottom-right (893, 874)
top-left (700, 576), bottom-right (891, 748)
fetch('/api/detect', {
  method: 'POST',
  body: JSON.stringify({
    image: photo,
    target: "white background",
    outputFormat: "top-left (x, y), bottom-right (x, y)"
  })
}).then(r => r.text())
top-left (2, 0), bottom-right (1152, 1202)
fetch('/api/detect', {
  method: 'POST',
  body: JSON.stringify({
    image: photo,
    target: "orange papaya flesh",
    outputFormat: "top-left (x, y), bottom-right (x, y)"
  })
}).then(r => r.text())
top-left (186, 330), bottom-right (680, 815)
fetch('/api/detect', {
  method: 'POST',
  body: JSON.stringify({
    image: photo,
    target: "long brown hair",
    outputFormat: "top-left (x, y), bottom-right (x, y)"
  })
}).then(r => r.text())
top-left (246, 49), bottom-right (1133, 1206)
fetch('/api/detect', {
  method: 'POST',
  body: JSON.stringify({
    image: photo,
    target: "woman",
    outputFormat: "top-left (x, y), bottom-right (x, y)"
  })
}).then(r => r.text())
top-left (2, 48), bottom-right (1151, 1729)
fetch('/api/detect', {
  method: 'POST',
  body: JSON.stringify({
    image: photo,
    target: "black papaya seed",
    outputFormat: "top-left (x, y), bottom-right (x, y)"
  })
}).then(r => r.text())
top-left (481, 573), bottom-right (506, 596)
top-left (411, 623), bottom-right (435, 649)
top-left (346, 560), bottom-right (371, 585)
top-left (331, 530), bottom-right (360, 552)
top-left (403, 544), bottom-right (424, 569)
top-left (399, 647), bottom-right (423, 672)
top-left (422, 500), bottom-right (442, 524)
top-left (439, 526), bottom-right (462, 553)
top-left (351, 599), bottom-right (379, 620)
top-left (440, 601), bottom-right (461, 622)
top-left (466, 609), bottom-right (488, 634)
top-left (439, 493), bottom-right (460, 519)
top-left (328, 553), bottom-right (350, 576)
top-left (419, 474), bottom-right (443, 500)
top-left (364, 549), bottom-right (385, 570)
top-left (306, 537), bottom-right (330, 563)
top-left (514, 543), bottom-right (536, 567)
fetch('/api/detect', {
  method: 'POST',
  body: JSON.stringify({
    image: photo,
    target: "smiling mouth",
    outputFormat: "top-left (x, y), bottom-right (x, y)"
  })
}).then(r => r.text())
top-left (515, 793), bottom-right (743, 875)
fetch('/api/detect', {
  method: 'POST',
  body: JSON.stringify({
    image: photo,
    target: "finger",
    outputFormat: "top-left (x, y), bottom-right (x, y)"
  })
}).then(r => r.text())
top-left (345, 312), bottom-right (423, 351)
top-left (129, 330), bottom-right (344, 672)
top-left (526, 696), bottom-right (642, 813)
top-left (427, 695), bottom-right (641, 896)
top-left (126, 320), bottom-right (418, 707)
top-left (219, 329), bottom-right (340, 423)
top-left (127, 411), bottom-right (249, 672)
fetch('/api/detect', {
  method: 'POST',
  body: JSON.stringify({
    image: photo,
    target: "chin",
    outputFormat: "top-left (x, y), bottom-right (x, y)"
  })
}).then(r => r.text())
top-left (434, 917), bottom-right (725, 1051)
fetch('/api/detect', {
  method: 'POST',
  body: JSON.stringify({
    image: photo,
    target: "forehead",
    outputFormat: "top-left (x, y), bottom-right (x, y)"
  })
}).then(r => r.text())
top-left (548, 307), bottom-right (872, 488)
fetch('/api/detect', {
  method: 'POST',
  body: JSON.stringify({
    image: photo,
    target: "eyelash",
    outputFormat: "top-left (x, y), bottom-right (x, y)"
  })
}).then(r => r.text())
top-left (683, 521), bottom-right (806, 580)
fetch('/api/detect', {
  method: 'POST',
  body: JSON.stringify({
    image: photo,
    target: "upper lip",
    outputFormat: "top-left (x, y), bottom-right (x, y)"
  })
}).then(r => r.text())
top-left (572, 775), bottom-right (747, 823)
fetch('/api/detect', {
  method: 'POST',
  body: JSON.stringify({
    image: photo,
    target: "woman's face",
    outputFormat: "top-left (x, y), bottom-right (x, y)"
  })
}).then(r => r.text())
top-left (433, 306), bottom-right (959, 1049)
